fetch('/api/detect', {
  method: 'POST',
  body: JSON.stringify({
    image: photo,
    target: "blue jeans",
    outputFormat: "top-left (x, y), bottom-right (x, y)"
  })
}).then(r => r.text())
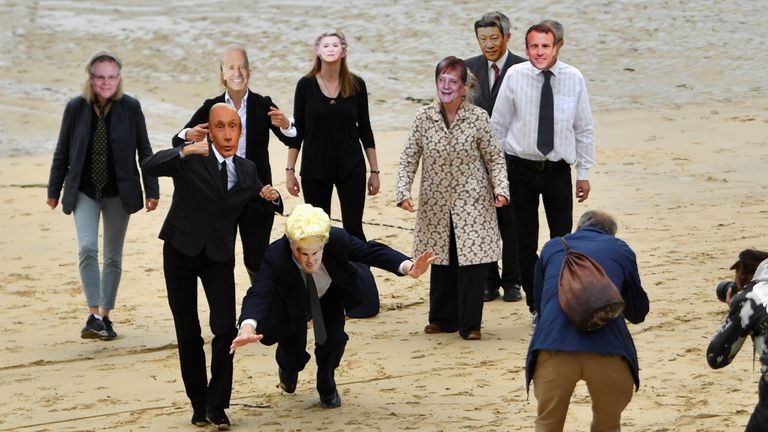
top-left (73, 192), bottom-right (130, 310)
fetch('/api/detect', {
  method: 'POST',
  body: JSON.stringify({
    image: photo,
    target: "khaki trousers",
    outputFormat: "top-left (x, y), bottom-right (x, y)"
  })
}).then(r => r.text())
top-left (532, 350), bottom-right (634, 432)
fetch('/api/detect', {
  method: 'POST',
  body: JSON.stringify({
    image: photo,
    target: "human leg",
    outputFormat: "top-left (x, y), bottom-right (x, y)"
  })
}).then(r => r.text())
top-left (532, 350), bottom-right (581, 432)
top-left (73, 192), bottom-right (102, 310)
top-left (507, 164), bottom-right (541, 313)
top-left (301, 177), bottom-right (334, 217)
top-left (457, 263), bottom-right (488, 338)
top-left (315, 287), bottom-right (349, 402)
top-left (583, 353), bottom-right (634, 432)
top-left (746, 375), bottom-right (768, 432)
top-left (237, 205), bottom-right (274, 286)
top-left (334, 171), bottom-right (367, 241)
top-left (99, 195), bottom-right (130, 314)
top-left (541, 165), bottom-right (573, 240)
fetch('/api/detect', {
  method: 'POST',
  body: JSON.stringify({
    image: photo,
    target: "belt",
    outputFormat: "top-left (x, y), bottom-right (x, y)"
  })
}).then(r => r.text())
top-left (506, 154), bottom-right (568, 171)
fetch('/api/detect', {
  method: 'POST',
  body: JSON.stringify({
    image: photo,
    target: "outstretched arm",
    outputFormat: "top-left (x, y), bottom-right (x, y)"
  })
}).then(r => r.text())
top-left (229, 322), bottom-right (264, 354)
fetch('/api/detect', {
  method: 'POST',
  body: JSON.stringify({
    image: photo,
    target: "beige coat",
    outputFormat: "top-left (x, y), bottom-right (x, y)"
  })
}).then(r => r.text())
top-left (396, 102), bottom-right (509, 266)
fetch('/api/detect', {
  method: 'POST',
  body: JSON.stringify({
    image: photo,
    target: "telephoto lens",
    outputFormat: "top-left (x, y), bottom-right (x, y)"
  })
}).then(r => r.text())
top-left (716, 280), bottom-right (737, 303)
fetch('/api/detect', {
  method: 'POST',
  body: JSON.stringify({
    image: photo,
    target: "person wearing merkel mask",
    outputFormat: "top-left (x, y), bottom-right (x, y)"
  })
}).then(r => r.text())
top-left (142, 104), bottom-right (281, 430)
top-left (172, 45), bottom-right (295, 286)
top-left (396, 56), bottom-right (509, 341)
top-left (231, 204), bottom-right (435, 409)
top-left (47, 50), bottom-right (159, 341)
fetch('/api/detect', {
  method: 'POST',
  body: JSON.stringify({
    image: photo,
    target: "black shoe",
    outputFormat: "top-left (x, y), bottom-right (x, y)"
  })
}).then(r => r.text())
top-left (80, 314), bottom-right (107, 339)
top-left (278, 367), bottom-right (298, 394)
top-left (483, 287), bottom-right (500, 302)
top-left (191, 407), bottom-right (209, 427)
top-left (206, 407), bottom-right (230, 430)
top-left (320, 390), bottom-right (342, 409)
top-left (100, 316), bottom-right (118, 340)
top-left (502, 285), bottom-right (523, 302)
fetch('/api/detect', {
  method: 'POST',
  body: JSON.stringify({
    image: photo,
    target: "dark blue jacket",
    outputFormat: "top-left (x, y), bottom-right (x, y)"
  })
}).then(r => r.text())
top-left (525, 226), bottom-right (649, 392)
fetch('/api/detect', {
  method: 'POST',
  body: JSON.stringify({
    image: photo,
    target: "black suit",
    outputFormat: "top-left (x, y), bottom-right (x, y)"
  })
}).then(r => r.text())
top-left (141, 145), bottom-right (282, 412)
top-left (173, 90), bottom-right (293, 283)
top-left (48, 95), bottom-right (159, 214)
top-left (239, 228), bottom-right (408, 398)
top-left (466, 51), bottom-right (526, 296)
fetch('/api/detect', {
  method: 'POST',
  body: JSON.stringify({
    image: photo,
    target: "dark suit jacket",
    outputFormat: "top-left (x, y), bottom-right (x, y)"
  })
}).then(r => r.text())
top-left (48, 95), bottom-right (159, 214)
top-left (172, 90), bottom-right (294, 187)
top-left (239, 228), bottom-right (408, 334)
top-left (465, 50), bottom-right (526, 116)
top-left (141, 145), bottom-right (283, 261)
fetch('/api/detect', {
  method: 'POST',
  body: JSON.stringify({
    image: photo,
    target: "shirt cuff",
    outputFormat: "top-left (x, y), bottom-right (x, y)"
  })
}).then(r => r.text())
top-left (177, 128), bottom-right (190, 140)
top-left (280, 118), bottom-right (297, 137)
top-left (398, 260), bottom-right (413, 275)
top-left (575, 168), bottom-right (589, 181)
top-left (240, 319), bottom-right (257, 331)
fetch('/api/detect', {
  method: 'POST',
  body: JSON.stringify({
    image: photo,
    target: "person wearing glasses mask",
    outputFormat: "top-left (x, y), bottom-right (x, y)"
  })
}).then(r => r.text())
top-left (47, 50), bottom-right (159, 341)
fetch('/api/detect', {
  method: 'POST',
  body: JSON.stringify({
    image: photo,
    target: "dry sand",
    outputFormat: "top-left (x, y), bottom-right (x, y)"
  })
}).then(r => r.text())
top-left (1, 1), bottom-right (767, 431)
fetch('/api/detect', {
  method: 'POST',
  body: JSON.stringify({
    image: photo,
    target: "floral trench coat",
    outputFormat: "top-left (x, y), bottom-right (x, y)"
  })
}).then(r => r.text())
top-left (396, 101), bottom-right (509, 267)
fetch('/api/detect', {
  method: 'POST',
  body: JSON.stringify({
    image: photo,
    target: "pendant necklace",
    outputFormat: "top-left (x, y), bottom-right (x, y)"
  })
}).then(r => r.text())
top-left (317, 76), bottom-right (339, 105)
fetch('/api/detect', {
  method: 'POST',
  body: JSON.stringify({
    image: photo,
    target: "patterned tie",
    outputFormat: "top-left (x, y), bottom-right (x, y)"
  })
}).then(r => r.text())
top-left (306, 273), bottom-right (327, 345)
top-left (220, 160), bottom-right (228, 193)
top-left (491, 63), bottom-right (501, 91)
top-left (537, 70), bottom-right (555, 155)
top-left (91, 105), bottom-right (108, 199)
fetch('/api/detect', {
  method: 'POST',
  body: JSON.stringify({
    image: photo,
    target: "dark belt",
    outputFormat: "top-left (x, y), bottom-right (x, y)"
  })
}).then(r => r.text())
top-left (506, 154), bottom-right (568, 171)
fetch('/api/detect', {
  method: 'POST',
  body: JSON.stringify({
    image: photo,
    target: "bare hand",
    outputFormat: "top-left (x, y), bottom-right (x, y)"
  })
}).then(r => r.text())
top-left (398, 198), bottom-right (415, 212)
top-left (260, 184), bottom-right (280, 202)
top-left (407, 250), bottom-right (437, 278)
top-left (367, 173), bottom-right (380, 195)
top-left (575, 180), bottom-right (591, 203)
top-left (286, 171), bottom-right (300, 197)
top-left (229, 324), bottom-right (263, 354)
top-left (145, 198), bottom-right (159, 212)
top-left (183, 141), bottom-right (209, 157)
top-left (185, 123), bottom-right (209, 142)
top-left (494, 195), bottom-right (508, 207)
top-left (267, 107), bottom-right (291, 129)
top-left (46, 198), bottom-right (58, 210)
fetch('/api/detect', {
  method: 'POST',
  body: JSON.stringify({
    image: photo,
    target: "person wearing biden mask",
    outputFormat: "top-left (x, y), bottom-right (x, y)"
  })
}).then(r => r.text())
top-left (231, 204), bottom-right (435, 409)
top-left (396, 56), bottom-right (509, 341)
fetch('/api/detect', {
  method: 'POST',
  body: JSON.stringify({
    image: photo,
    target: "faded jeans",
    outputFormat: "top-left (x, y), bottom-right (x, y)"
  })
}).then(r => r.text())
top-left (73, 192), bottom-right (130, 310)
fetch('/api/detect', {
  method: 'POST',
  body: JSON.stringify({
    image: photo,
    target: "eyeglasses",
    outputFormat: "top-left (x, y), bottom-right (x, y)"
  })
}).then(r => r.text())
top-left (91, 74), bottom-right (120, 83)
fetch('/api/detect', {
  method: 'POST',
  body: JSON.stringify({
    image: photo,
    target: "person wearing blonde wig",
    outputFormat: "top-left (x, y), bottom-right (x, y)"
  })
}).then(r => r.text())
top-left (232, 204), bottom-right (435, 408)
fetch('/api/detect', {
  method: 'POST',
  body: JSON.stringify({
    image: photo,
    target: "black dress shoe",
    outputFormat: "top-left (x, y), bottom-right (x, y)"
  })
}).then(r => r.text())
top-left (206, 407), bottom-right (230, 430)
top-left (191, 408), bottom-right (209, 427)
top-left (502, 286), bottom-right (523, 302)
top-left (483, 287), bottom-right (500, 302)
top-left (320, 390), bottom-right (342, 409)
top-left (278, 367), bottom-right (298, 394)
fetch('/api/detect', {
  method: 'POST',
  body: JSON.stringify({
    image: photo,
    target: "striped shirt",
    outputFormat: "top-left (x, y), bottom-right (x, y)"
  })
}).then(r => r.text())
top-left (490, 60), bottom-right (595, 180)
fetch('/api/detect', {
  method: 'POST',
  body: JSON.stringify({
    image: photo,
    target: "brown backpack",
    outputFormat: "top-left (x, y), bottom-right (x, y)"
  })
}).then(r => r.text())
top-left (557, 237), bottom-right (625, 331)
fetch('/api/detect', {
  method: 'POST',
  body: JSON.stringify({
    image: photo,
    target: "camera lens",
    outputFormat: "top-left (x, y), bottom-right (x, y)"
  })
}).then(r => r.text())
top-left (716, 280), bottom-right (736, 303)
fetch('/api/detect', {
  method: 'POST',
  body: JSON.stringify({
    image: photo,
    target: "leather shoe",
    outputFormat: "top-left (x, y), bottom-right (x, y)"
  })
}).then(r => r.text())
top-left (424, 323), bottom-right (444, 334)
top-left (502, 286), bottom-right (523, 302)
top-left (320, 390), bottom-right (342, 409)
top-left (191, 407), bottom-right (208, 427)
top-left (206, 407), bottom-right (230, 431)
top-left (461, 330), bottom-right (482, 340)
top-left (483, 287), bottom-right (500, 302)
top-left (278, 367), bottom-right (298, 394)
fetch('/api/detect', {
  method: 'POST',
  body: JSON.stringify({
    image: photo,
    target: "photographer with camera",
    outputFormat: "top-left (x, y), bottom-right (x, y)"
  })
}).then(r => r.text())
top-left (707, 249), bottom-right (768, 431)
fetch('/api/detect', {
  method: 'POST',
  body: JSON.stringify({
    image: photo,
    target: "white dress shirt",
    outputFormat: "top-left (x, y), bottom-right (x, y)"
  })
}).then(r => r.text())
top-left (490, 60), bottom-right (595, 180)
top-left (487, 51), bottom-right (509, 90)
top-left (211, 145), bottom-right (237, 190)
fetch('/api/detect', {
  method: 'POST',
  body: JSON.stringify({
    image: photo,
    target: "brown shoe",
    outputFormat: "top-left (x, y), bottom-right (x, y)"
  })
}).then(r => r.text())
top-left (462, 330), bottom-right (482, 340)
top-left (424, 323), bottom-right (444, 334)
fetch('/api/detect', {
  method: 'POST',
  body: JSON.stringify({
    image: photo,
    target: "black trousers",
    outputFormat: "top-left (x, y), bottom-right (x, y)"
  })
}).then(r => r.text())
top-left (237, 202), bottom-right (275, 286)
top-left (486, 196), bottom-right (522, 291)
top-left (261, 285), bottom-right (349, 398)
top-left (428, 221), bottom-right (488, 338)
top-left (507, 155), bottom-right (573, 313)
top-left (747, 376), bottom-right (768, 432)
top-left (301, 171), bottom-right (367, 241)
top-left (162, 242), bottom-right (237, 410)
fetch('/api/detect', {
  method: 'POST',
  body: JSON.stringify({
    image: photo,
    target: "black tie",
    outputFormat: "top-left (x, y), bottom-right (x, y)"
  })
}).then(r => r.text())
top-left (306, 273), bottom-right (327, 345)
top-left (537, 70), bottom-right (554, 155)
top-left (220, 160), bottom-right (228, 192)
top-left (92, 105), bottom-right (108, 199)
top-left (491, 63), bottom-right (500, 91)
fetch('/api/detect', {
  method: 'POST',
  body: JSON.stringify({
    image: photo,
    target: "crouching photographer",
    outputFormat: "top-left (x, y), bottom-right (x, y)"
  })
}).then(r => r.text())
top-left (707, 249), bottom-right (768, 431)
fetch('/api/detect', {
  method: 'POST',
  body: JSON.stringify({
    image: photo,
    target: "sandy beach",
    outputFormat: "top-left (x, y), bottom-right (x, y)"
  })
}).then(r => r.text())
top-left (1, 1), bottom-right (767, 431)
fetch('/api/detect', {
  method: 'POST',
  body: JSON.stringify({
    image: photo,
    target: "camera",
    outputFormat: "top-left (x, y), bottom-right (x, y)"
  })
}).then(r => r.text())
top-left (716, 280), bottom-right (737, 303)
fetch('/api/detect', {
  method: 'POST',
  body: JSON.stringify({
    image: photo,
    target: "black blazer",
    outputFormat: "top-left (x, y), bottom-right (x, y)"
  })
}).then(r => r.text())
top-left (141, 145), bottom-right (283, 261)
top-left (172, 90), bottom-right (294, 186)
top-left (239, 228), bottom-right (408, 332)
top-left (465, 50), bottom-right (526, 116)
top-left (48, 95), bottom-right (159, 214)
